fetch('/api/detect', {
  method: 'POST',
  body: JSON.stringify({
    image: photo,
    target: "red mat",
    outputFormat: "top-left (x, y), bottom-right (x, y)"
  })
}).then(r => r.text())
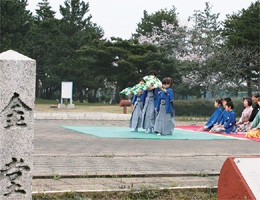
top-left (175, 126), bottom-right (260, 142)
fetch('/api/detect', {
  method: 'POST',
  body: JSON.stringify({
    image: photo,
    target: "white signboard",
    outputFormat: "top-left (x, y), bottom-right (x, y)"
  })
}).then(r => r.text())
top-left (234, 158), bottom-right (260, 199)
top-left (61, 82), bottom-right (73, 99)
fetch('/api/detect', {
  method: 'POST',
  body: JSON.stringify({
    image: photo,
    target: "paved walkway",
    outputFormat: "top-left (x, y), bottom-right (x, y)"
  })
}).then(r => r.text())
top-left (34, 111), bottom-right (208, 121)
top-left (33, 176), bottom-right (219, 193)
top-left (33, 115), bottom-right (260, 192)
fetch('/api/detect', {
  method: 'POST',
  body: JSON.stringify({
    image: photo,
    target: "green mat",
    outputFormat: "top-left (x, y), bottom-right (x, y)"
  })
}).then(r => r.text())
top-left (61, 126), bottom-right (237, 140)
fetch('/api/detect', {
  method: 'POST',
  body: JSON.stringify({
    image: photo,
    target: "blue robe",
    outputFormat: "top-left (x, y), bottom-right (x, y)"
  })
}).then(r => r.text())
top-left (156, 88), bottom-right (174, 114)
top-left (219, 110), bottom-right (228, 125)
top-left (131, 93), bottom-right (145, 105)
top-left (130, 94), bottom-right (144, 129)
top-left (142, 88), bottom-right (159, 107)
top-left (205, 107), bottom-right (223, 129)
top-left (154, 87), bottom-right (174, 135)
top-left (223, 110), bottom-right (236, 134)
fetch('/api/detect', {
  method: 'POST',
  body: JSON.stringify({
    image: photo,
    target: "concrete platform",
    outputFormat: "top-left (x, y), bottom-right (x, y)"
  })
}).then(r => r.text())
top-left (33, 119), bottom-right (260, 193)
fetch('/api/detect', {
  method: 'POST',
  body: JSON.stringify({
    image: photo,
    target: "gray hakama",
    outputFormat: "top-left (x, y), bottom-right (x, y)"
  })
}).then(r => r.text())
top-left (129, 97), bottom-right (143, 129)
top-left (154, 100), bottom-right (174, 135)
top-left (142, 92), bottom-right (156, 129)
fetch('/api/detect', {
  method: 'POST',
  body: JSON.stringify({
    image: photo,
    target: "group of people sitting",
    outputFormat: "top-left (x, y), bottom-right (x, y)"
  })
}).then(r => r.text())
top-left (202, 92), bottom-right (260, 138)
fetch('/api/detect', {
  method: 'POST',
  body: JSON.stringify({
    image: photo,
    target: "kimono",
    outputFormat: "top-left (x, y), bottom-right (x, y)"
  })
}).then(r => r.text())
top-left (154, 88), bottom-right (174, 135)
top-left (248, 103), bottom-right (260, 122)
top-left (219, 110), bottom-right (229, 125)
top-left (250, 110), bottom-right (260, 129)
top-left (223, 110), bottom-right (236, 133)
top-left (246, 110), bottom-right (260, 138)
top-left (214, 110), bottom-right (236, 134)
top-left (240, 104), bottom-right (259, 132)
top-left (129, 94), bottom-right (145, 130)
top-left (236, 106), bottom-right (253, 132)
top-left (237, 106), bottom-right (253, 124)
top-left (203, 107), bottom-right (223, 130)
top-left (141, 88), bottom-right (159, 130)
top-left (246, 129), bottom-right (260, 138)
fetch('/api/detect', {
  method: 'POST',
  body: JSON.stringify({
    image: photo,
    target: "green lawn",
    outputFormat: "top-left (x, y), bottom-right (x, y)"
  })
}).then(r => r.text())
top-left (35, 99), bottom-right (132, 114)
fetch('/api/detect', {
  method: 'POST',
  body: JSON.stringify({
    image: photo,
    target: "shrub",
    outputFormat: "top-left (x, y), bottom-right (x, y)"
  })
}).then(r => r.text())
top-left (174, 98), bottom-right (245, 117)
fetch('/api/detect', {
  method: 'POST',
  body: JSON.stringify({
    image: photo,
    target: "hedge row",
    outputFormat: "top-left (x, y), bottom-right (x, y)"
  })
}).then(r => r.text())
top-left (173, 98), bottom-right (245, 117)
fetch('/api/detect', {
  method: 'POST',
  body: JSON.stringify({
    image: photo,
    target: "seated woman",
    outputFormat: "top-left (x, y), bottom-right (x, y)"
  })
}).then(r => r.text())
top-left (246, 98), bottom-right (260, 138)
top-left (242, 92), bottom-right (260, 131)
top-left (202, 99), bottom-right (223, 131)
top-left (236, 97), bottom-right (253, 132)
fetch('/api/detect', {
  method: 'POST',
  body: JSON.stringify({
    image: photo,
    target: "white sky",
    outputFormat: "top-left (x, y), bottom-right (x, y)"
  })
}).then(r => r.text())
top-left (26, 0), bottom-right (256, 40)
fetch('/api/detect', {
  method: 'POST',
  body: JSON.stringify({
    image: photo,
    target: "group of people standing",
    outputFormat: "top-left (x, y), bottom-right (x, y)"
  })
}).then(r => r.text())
top-left (129, 70), bottom-right (175, 136)
top-left (202, 92), bottom-right (260, 138)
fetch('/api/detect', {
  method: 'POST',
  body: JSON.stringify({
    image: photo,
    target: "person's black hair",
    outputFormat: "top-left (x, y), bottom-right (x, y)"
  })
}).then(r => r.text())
top-left (162, 77), bottom-right (173, 89)
top-left (149, 70), bottom-right (157, 77)
top-left (244, 97), bottom-right (252, 106)
top-left (224, 97), bottom-right (232, 102)
top-left (226, 101), bottom-right (234, 109)
top-left (139, 78), bottom-right (145, 83)
top-left (252, 92), bottom-right (260, 98)
top-left (215, 99), bottom-right (223, 106)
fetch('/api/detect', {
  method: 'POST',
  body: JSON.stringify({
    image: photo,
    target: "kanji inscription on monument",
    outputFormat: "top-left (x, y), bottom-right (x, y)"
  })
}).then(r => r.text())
top-left (2, 93), bottom-right (32, 129)
top-left (0, 50), bottom-right (36, 200)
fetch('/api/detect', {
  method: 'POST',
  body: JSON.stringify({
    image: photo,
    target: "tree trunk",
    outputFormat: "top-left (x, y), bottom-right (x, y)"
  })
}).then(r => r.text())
top-left (247, 77), bottom-right (252, 97)
top-left (208, 85), bottom-right (212, 99)
top-left (79, 88), bottom-right (84, 103)
top-left (35, 76), bottom-right (39, 99)
top-left (93, 89), bottom-right (97, 103)
top-left (87, 90), bottom-right (93, 103)
top-left (112, 86), bottom-right (120, 104)
top-left (203, 90), bottom-right (207, 99)
top-left (235, 89), bottom-right (238, 97)
top-left (258, 67), bottom-right (260, 92)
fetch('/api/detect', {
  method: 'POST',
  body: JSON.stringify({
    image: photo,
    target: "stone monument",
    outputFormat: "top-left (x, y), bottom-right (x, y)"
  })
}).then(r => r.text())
top-left (0, 50), bottom-right (36, 199)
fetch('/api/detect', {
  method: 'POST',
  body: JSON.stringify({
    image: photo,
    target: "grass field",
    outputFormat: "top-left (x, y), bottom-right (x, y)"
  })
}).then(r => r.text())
top-left (35, 99), bottom-right (132, 114)
top-left (33, 188), bottom-right (218, 200)
top-left (34, 99), bottom-right (221, 122)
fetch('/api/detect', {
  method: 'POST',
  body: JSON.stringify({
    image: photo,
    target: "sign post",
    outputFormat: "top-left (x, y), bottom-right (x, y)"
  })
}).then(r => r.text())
top-left (58, 82), bottom-right (75, 109)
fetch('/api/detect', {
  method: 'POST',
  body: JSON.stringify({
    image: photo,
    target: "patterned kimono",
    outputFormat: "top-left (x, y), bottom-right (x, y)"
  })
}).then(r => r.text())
top-left (246, 110), bottom-right (260, 138)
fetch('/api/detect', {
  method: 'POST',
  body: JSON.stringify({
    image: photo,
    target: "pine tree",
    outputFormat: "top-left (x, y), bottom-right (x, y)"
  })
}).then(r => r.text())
top-left (35, 0), bottom-right (56, 21)
top-left (222, 2), bottom-right (260, 95)
top-left (0, 0), bottom-right (33, 53)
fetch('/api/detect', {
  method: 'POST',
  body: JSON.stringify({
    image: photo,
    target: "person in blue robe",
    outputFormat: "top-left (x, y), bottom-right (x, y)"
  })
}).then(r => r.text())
top-left (210, 98), bottom-right (232, 132)
top-left (215, 101), bottom-right (236, 134)
top-left (141, 70), bottom-right (159, 133)
top-left (203, 99), bottom-right (223, 131)
top-left (154, 77), bottom-right (174, 135)
top-left (130, 79), bottom-right (146, 132)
